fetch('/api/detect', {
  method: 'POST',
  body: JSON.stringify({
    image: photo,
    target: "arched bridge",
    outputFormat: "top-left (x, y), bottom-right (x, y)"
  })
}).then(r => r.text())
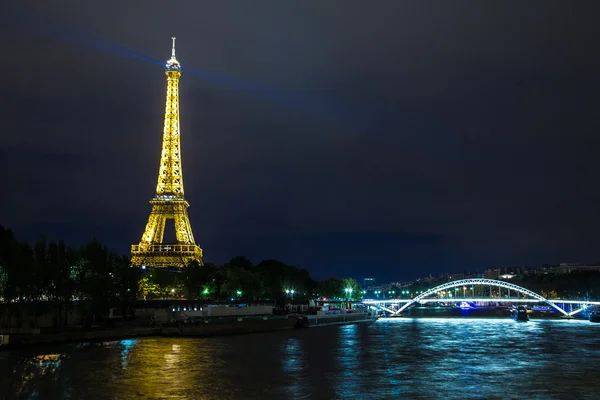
top-left (362, 278), bottom-right (600, 317)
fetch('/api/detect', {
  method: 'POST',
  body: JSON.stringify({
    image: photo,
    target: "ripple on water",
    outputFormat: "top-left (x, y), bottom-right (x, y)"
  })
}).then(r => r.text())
top-left (1, 319), bottom-right (600, 400)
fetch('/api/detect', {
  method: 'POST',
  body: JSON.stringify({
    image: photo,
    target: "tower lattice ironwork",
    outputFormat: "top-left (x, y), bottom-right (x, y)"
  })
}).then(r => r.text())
top-left (131, 38), bottom-right (203, 268)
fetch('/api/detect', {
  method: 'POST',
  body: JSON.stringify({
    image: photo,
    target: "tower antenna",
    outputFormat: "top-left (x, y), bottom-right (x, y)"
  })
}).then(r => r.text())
top-left (171, 37), bottom-right (176, 58)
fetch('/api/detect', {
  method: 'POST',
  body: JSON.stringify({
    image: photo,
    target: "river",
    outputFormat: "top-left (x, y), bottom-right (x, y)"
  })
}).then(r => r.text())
top-left (1, 318), bottom-right (599, 399)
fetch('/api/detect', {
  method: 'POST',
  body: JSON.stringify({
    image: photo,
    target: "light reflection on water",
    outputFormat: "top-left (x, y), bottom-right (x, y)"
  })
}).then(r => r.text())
top-left (1, 319), bottom-right (600, 399)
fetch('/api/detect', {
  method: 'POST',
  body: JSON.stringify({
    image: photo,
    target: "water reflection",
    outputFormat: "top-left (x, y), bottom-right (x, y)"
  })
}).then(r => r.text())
top-left (1, 319), bottom-right (600, 399)
top-left (21, 354), bottom-right (63, 396)
top-left (120, 339), bottom-right (137, 369)
top-left (336, 325), bottom-right (362, 399)
top-left (279, 337), bottom-right (305, 399)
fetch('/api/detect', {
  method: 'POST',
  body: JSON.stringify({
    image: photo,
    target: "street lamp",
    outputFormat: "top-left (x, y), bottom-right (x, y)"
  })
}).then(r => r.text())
top-left (236, 290), bottom-right (242, 297)
top-left (343, 288), bottom-right (353, 310)
top-left (285, 289), bottom-right (295, 302)
top-left (344, 288), bottom-right (354, 301)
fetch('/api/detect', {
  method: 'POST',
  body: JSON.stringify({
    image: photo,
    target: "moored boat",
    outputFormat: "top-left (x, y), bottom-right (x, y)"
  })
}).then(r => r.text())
top-left (590, 311), bottom-right (600, 323)
top-left (511, 305), bottom-right (529, 322)
top-left (295, 311), bottom-right (378, 328)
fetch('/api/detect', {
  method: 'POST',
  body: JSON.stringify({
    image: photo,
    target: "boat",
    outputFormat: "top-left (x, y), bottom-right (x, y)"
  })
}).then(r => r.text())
top-left (590, 311), bottom-right (600, 323)
top-left (162, 305), bottom-right (303, 336)
top-left (295, 310), bottom-right (378, 328)
top-left (511, 306), bottom-right (529, 322)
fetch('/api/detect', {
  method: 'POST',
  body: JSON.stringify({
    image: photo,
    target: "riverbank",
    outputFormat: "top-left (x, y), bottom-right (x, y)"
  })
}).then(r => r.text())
top-left (0, 326), bottom-right (157, 349)
top-left (0, 315), bottom-right (304, 349)
top-left (1, 312), bottom-right (384, 350)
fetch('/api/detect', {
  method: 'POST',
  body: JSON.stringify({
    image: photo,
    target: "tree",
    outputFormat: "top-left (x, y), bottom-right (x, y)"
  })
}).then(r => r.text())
top-left (317, 278), bottom-right (344, 299)
top-left (182, 261), bottom-right (219, 299)
top-left (221, 266), bottom-right (261, 301)
top-left (0, 227), bottom-right (139, 327)
top-left (45, 240), bottom-right (74, 325)
top-left (254, 259), bottom-right (316, 303)
top-left (115, 255), bottom-right (138, 318)
top-left (0, 226), bottom-right (13, 300)
top-left (342, 278), bottom-right (362, 300)
top-left (225, 256), bottom-right (253, 270)
top-left (138, 276), bottom-right (161, 300)
top-left (541, 290), bottom-right (559, 300)
top-left (150, 268), bottom-right (181, 296)
top-left (0, 265), bottom-right (6, 301)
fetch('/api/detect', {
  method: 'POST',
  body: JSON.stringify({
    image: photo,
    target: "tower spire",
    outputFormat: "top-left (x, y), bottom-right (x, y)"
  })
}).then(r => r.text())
top-left (131, 38), bottom-right (203, 268)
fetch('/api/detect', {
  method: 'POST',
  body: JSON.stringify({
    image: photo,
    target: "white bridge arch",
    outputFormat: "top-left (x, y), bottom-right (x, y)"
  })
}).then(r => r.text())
top-left (393, 278), bottom-right (568, 315)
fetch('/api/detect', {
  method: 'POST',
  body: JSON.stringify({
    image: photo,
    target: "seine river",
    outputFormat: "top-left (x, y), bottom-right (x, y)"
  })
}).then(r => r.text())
top-left (1, 319), bottom-right (599, 400)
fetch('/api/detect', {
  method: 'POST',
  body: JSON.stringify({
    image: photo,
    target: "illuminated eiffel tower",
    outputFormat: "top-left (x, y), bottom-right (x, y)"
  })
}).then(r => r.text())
top-left (131, 38), bottom-right (203, 268)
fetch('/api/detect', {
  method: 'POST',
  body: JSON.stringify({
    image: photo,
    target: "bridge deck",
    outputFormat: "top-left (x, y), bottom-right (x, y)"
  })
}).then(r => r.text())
top-left (363, 298), bottom-right (600, 305)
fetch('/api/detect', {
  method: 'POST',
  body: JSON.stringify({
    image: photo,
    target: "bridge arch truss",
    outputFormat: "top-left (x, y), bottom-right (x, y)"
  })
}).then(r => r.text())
top-left (394, 278), bottom-right (569, 315)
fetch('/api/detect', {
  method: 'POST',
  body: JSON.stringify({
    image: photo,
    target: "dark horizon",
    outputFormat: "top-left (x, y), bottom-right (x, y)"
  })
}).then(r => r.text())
top-left (1, 1), bottom-right (599, 283)
top-left (9, 224), bottom-right (600, 283)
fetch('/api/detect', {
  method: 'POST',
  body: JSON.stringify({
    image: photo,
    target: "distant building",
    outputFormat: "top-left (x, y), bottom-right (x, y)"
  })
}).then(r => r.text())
top-left (484, 266), bottom-right (524, 279)
top-left (485, 263), bottom-right (600, 278)
top-left (392, 280), bottom-right (415, 288)
top-left (363, 278), bottom-right (376, 288)
top-left (553, 263), bottom-right (600, 274)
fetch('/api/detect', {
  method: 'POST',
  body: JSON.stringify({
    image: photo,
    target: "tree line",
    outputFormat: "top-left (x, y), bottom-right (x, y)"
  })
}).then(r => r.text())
top-left (140, 256), bottom-right (361, 303)
top-left (510, 271), bottom-right (600, 300)
top-left (0, 226), bottom-right (138, 326)
top-left (0, 226), bottom-right (361, 326)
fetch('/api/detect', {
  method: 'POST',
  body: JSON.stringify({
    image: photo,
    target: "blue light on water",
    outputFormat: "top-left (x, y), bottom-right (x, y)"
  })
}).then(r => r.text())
top-left (120, 339), bottom-right (137, 369)
top-left (459, 301), bottom-right (472, 309)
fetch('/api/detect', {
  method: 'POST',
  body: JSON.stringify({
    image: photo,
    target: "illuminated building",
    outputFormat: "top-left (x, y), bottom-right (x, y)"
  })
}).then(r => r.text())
top-left (363, 278), bottom-right (376, 288)
top-left (131, 38), bottom-right (203, 268)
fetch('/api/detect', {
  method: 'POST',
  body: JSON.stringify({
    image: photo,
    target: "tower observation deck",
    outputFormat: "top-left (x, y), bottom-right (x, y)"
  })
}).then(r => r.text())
top-left (131, 38), bottom-right (203, 268)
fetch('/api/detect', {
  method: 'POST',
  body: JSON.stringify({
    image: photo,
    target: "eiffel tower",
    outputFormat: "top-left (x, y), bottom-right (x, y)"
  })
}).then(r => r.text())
top-left (131, 38), bottom-right (203, 268)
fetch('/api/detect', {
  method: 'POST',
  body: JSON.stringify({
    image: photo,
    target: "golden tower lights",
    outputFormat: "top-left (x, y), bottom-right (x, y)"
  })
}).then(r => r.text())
top-left (131, 38), bottom-right (203, 268)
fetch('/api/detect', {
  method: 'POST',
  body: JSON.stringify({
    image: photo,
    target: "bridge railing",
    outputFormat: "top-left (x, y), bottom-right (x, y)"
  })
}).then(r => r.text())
top-left (363, 278), bottom-right (598, 316)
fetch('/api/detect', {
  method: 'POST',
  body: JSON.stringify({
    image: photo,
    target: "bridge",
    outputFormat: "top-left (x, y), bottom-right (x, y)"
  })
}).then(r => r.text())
top-left (361, 278), bottom-right (600, 317)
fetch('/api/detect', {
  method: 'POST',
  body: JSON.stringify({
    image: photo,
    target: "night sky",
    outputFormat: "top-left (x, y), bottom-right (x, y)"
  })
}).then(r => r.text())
top-left (1, 2), bottom-right (599, 282)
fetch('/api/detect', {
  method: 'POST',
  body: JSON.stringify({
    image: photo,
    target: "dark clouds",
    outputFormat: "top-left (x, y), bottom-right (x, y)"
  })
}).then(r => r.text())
top-left (1, 1), bottom-right (599, 280)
